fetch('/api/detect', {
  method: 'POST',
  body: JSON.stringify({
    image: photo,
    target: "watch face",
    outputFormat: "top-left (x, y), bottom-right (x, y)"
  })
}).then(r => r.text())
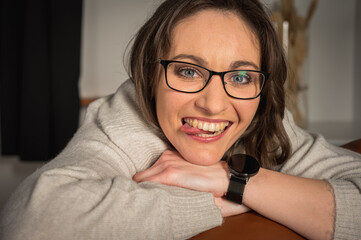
top-left (228, 154), bottom-right (260, 177)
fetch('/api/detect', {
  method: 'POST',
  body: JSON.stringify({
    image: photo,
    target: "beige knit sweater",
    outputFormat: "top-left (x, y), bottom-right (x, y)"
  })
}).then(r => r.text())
top-left (1, 80), bottom-right (361, 240)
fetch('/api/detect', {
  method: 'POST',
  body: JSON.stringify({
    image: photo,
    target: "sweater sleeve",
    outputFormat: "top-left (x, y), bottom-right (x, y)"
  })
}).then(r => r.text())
top-left (278, 111), bottom-right (361, 240)
top-left (0, 82), bottom-right (222, 240)
top-left (0, 140), bottom-right (221, 240)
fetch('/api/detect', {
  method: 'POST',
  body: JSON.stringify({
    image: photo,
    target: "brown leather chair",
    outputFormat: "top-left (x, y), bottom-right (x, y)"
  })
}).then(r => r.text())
top-left (190, 139), bottom-right (361, 240)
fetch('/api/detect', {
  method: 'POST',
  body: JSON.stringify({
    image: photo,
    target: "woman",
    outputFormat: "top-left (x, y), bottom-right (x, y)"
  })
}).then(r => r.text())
top-left (1, 0), bottom-right (361, 239)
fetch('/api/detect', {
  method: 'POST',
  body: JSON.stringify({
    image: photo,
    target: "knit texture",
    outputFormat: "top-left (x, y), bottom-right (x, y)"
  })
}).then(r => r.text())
top-left (279, 113), bottom-right (361, 240)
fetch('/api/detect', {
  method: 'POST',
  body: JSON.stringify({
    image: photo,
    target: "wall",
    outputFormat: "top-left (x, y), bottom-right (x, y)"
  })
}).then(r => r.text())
top-left (355, 0), bottom-right (361, 122)
top-left (80, 0), bottom-right (162, 97)
top-left (306, 0), bottom-right (360, 144)
top-left (308, 0), bottom-right (355, 122)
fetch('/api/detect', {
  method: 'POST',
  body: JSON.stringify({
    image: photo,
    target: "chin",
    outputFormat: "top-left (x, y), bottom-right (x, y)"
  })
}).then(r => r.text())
top-left (180, 150), bottom-right (224, 166)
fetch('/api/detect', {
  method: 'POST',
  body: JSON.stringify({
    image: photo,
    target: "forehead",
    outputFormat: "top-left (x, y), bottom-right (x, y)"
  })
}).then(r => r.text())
top-left (167, 9), bottom-right (261, 69)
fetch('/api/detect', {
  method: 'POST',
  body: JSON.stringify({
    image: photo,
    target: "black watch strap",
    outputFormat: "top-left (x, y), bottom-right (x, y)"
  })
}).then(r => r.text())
top-left (225, 174), bottom-right (247, 204)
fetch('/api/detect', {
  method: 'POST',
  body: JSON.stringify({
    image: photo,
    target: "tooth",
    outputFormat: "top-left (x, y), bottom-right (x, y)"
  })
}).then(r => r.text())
top-left (196, 129), bottom-right (224, 137)
top-left (209, 123), bottom-right (215, 132)
top-left (187, 119), bottom-right (229, 132)
top-left (203, 122), bottom-right (209, 131)
top-left (198, 121), bottom-right (203, 129)
top-left (192, 119), bottom-right (198, 128)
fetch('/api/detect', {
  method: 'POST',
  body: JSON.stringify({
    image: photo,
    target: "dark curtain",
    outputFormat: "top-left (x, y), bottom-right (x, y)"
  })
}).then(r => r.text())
top-left (0, 0), bottom-right (83, 161)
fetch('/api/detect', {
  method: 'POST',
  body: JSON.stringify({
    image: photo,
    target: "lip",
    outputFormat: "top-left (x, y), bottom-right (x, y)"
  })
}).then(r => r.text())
top-left (187, 125), bottom-right (231, 143)
top-left (181, 117), bottom-right (232, 143)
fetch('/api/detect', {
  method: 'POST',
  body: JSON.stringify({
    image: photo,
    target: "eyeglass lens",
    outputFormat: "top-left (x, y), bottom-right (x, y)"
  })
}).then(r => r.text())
top-left (165, 61), bottom-right (265, 99)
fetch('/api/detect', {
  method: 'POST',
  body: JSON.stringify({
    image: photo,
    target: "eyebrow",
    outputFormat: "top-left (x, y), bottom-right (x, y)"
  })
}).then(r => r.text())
top-left (171, 54), bottom-right (260, 70)
top-left (172, 54), bottom-right (207, 66)
top-left (230, 60), bottom-right (259, 70)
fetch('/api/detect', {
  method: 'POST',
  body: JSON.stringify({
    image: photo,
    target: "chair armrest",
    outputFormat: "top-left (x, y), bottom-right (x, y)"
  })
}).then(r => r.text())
top-left (341, 139), bottom-right (361, 154)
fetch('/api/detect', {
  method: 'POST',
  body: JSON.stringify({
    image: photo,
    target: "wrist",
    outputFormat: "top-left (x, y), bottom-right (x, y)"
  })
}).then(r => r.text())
top-left (242, 167), bottom-right (268, 205)
top-left (225, 154), bottom-right (260, 205)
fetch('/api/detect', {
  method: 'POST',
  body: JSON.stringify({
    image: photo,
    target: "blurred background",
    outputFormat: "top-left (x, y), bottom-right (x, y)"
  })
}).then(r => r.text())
top-left (1, 0), bottom-right (360, 209)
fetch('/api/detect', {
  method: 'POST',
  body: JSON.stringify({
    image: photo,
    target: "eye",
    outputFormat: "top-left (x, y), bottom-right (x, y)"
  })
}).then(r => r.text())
top-left (176, 67), bottom-right (202, 79)
top-left (181, 68), bottom-right (197, 78)
top-left (230, 71), bottom-right (251, 84)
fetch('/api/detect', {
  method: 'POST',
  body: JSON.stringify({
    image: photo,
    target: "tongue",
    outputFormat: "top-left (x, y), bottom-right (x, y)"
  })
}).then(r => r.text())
top-left (180, 122), bottom-right (213, 134)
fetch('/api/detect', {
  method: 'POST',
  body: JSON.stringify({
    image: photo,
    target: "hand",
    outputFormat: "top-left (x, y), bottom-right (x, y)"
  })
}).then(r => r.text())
top-left (134, 150), bottom-right (250, 217)
top-left (133, 150), bottom-right (229, 197)
top-left (214, 197), bottom-right (251, 217)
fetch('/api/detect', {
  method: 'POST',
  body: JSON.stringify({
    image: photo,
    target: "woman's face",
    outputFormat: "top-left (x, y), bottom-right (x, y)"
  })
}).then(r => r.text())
top-left (155, 9), bottom-right (261, 166)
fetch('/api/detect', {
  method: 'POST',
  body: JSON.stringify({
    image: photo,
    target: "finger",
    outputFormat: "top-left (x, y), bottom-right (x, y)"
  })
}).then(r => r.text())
top-left (151, 150), bottom-right (182, 167)
top-left (133, 151), bottom-right (182, 182)
top-left (133, 165), bottom-right (165, 182)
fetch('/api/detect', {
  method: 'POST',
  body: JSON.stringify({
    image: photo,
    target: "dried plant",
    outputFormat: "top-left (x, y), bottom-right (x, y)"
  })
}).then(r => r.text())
top-left (271, 0), bottom-right (318, 128)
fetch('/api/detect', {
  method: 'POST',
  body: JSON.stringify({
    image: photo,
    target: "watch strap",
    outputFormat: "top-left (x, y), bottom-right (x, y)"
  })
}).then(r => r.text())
top-left (226, 174), bottom-right (247, 204)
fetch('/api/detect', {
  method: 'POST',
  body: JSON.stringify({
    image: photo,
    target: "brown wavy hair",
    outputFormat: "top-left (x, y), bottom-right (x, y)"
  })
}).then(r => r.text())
top-left (128, 0), bottom-right (291, 168)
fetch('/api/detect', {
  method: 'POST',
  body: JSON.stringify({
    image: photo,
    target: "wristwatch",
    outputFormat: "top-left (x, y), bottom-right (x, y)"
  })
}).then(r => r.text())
top-left (225, 154), bottom-right (260, 204)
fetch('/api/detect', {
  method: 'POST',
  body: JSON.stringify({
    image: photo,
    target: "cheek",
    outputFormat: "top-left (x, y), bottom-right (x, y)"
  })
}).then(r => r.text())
top-left (155, 81), bottom-right (183, 137)
top-left (155, 83), bottom-right (169, 129)
top-left (234, 98), bottom-right (260, 128)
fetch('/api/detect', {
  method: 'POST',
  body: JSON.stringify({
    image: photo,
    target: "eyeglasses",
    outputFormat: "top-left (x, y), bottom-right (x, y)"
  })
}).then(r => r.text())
top-left (159, 60), bottom-right (269, 100)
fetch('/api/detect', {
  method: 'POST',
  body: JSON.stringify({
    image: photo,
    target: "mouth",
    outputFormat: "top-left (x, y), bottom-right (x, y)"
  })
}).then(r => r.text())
top-left (181, 118), bottom-right (231, 137)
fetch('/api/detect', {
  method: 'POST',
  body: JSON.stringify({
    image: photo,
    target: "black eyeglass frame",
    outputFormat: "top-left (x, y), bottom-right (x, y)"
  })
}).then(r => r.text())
top-left (159, 59), bottom-right (269, 100)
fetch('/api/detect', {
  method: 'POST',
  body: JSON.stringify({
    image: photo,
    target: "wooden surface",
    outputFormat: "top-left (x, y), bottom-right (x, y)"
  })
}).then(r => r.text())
top-left (341, 138), bottom-right (361, 153)
top-left (190, 211), bottom-right (305, 240)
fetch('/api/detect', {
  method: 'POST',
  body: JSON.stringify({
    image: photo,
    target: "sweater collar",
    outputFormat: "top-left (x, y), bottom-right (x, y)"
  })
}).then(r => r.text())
top-left (97, 79), bottom-right (168, 172)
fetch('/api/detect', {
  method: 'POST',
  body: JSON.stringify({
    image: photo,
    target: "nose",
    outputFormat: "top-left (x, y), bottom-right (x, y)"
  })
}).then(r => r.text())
top-left (194, 75), bottom-right (229, 115)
